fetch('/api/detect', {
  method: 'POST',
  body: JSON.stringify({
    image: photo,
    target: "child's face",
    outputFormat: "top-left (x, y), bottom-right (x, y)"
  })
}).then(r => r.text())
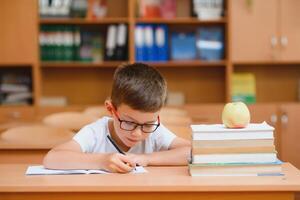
top-left (111, 104), bottom-right (160, 148)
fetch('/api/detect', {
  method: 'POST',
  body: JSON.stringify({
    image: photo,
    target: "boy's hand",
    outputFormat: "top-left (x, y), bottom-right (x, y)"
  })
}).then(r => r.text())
top-left (127, 153), bottom-right (149, 167)
top-left (103, 153), bottom-right (136, 173)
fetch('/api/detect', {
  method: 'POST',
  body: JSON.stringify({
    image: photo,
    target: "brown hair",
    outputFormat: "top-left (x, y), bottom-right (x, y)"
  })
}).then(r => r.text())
top-left (110, 63), bottom-right (167, 112)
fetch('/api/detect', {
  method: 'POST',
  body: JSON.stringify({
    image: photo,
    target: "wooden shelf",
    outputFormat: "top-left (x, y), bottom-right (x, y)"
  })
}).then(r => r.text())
top-left (135, 17), bottom-right (227, 24)
top-left (0, 105), bottom-right (35, 123)
top-left (147, 60), bottom-right (227, 67)
top-left (233, 61), bottom-right (300, 66)
top-left (41, 61), bottom-right (227, 68)
top-left (0, 63), bottom-right (33, 68)
top-left (39, 18), bottom-right (129, 25)
top-left (40, 61), bottom-right (127, 68)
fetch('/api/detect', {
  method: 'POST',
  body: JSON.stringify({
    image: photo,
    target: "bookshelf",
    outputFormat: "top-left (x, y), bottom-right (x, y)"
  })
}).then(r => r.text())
top-left (1, 0), bottom-right (300, 117)
top-left (36, 0), bottom-right (230, 106)
top-left (0, 0), bottom-right (40, 122)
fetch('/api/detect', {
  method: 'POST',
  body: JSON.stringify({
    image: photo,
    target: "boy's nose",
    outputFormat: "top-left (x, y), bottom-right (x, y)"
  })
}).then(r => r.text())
top-left (131, 126), bottom-right (143, 137)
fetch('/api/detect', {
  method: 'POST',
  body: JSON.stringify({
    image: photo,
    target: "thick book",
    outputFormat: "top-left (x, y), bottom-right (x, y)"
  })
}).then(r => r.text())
top-left (192, 145), bottom-right (276, 154)
top-left (191, 122), bottom-right (274, 133)
top-left (191, 122), bottom-right (274, 140)
top-left (192, 132), bottom-right (273, 140)
top-left (192, 139), bottom-right (274, 148)
top-left (189, 160), bottom-right (283, 177)
top-left (192, 153), bottom-right (277, 164)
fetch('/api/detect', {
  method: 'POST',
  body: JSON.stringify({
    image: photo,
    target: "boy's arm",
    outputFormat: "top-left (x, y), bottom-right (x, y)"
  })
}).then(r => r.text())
top-left (43, 140), bottom-right (135, 172)
top-left (131, 137), bottom-right (191, 166)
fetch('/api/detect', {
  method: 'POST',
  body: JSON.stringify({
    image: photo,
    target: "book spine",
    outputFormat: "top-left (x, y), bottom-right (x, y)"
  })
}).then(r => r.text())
top-left (192, 139), bottom-right (274, 148)
top-left (192, 132), bottom-right (274, 140)
top-left (192, 146), bottom-right (276, 154)
top-left (192, 153), bottom-right (277, 164)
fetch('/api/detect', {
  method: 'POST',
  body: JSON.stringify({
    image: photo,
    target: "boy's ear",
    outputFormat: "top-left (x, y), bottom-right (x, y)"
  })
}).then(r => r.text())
top-left (105, 100), bottom-right (113, 115)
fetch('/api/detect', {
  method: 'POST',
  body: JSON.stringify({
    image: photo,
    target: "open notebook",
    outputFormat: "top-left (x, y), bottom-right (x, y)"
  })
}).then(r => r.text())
top-left (26, 165), bottom-right (147, 175)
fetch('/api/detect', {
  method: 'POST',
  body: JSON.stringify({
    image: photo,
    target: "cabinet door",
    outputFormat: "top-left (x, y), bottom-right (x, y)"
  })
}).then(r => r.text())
top-left (279, 0), bottom-right (300, 61)
top-left (248, 104), bottom-right (280, 154)
top-left (280, 104), bottom-right (300, 169)
top-left (0, 0), bottom-right (38, 64)
top-left (230, 0), bottom-right (278, 62)
top-left (184, 104), bottom-right (224, 124)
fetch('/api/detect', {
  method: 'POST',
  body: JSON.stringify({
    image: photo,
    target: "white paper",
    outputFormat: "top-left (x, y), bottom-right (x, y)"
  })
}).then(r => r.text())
top-left (26, 165), bottom-right (147, 175)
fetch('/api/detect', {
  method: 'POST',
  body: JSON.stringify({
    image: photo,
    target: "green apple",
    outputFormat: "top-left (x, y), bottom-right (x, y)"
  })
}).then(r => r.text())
top-left (222, 102), bottom-right (250, 128)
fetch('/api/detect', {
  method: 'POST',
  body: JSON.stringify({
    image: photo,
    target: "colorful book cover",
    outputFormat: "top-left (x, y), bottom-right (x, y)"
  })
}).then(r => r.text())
top-left (232, 73), bottom-right (256, 104)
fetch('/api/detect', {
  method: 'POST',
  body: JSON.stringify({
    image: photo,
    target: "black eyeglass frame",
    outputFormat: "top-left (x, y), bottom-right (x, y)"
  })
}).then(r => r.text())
top-left (111, 106), bottom-right (160, 133)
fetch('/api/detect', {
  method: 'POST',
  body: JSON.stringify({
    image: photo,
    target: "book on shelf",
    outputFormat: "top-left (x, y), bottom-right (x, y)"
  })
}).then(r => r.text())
top-left (0, 83), bottom-right (29, 93)
top-left (232, 73), bottom-right (256, 104)
top-left (80, 30), bottom-right (104, 62)
top-left (4, 92), bottom-right (32, 103)
top-left (189, 160), bottom-right (283, 177)
top-left (170, 32), bottom-right (197, 60)
top-left (196, 26), bottom-right (224, 61)
top-left (138, 0), bottom-right (176, 19)
top-left (105, 24), bottom-right (128, 61)
top-left (115, 24), bottom-right (128, 61)
top-left (135, 24), bottom-right (168, 62)
top-left (0, 73), bottom-right (32, 105)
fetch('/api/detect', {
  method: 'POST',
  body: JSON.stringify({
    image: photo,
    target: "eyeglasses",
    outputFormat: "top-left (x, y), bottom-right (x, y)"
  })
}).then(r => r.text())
top-left (111, 106), bottom-right (160, 133)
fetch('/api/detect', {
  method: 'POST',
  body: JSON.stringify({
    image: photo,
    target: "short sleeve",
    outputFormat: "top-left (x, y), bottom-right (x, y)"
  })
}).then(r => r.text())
top-left (73, 125), bottom-right (96, 153)
top-left (152, 123), bottom-right (176, 151)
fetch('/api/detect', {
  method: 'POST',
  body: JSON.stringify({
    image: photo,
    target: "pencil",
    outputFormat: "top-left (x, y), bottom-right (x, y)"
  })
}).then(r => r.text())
top-left (107, 135), bottom-right (140, 167)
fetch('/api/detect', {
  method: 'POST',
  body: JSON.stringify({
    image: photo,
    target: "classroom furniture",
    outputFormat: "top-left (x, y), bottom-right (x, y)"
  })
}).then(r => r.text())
top-left (160, 107), bottom-right (188, 117)
top-left (160, 115), bottom-right (192, 126)
top-left (82, 106), bottom-right (109, 118)
top-left (165, 125), bottom-right (191, 140)
top-left (43, 112), bottom-right (97, 131)
top-left (0, 125), bottom-right (74, 164)
top-left (1, 1), bottom-right (300, 169)
top-left (0, 163), bottom-right (300, 200)
top-left (231, 0), bottom-right (300, 103)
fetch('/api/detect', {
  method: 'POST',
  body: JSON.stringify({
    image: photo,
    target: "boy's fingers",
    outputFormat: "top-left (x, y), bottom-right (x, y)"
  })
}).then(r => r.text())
top-left (115, 160), bottom-right (133, 173)
top-left (111, 164), bottom-right (130, 173)
top-left (118, 154), bottom-right (136, 167)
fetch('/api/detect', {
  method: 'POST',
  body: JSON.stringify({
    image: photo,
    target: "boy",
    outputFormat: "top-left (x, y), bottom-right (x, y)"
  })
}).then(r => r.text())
top-left (43, 63), bottom-right (191, 173)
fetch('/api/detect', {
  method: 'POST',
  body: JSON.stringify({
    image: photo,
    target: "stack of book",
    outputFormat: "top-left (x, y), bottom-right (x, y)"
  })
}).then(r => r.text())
top-left (0, 73), bottom-right (32, 105)
top-left (189, 122), bottom-right (283, 176)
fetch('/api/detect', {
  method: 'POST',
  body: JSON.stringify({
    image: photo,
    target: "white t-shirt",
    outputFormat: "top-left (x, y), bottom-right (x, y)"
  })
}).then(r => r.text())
top-left (73, 117), bottom-right (177, 154)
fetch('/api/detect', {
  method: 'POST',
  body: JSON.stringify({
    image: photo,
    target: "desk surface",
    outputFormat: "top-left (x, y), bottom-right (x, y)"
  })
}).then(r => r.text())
top-left (0, 163), bottom-right (300, 193)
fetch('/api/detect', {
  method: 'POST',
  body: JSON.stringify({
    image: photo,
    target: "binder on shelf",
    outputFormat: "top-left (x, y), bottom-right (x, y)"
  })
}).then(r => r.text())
top-left (155, 25), bottom-right (168, 61)
top-left (135, 24), bottom-right (146, 61)
top-left (144, 25), bottom-right (156, 61)
top-left (196, 26), bottom-right (224, 61)
top-left (115, 24), bottom-right (128, 61)
top-left (80, 31), bottom-right (93, 62)
top-left (105, 25), bottom-right (117, 61)
top-left (170, 32), bottom-right (197, 60)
